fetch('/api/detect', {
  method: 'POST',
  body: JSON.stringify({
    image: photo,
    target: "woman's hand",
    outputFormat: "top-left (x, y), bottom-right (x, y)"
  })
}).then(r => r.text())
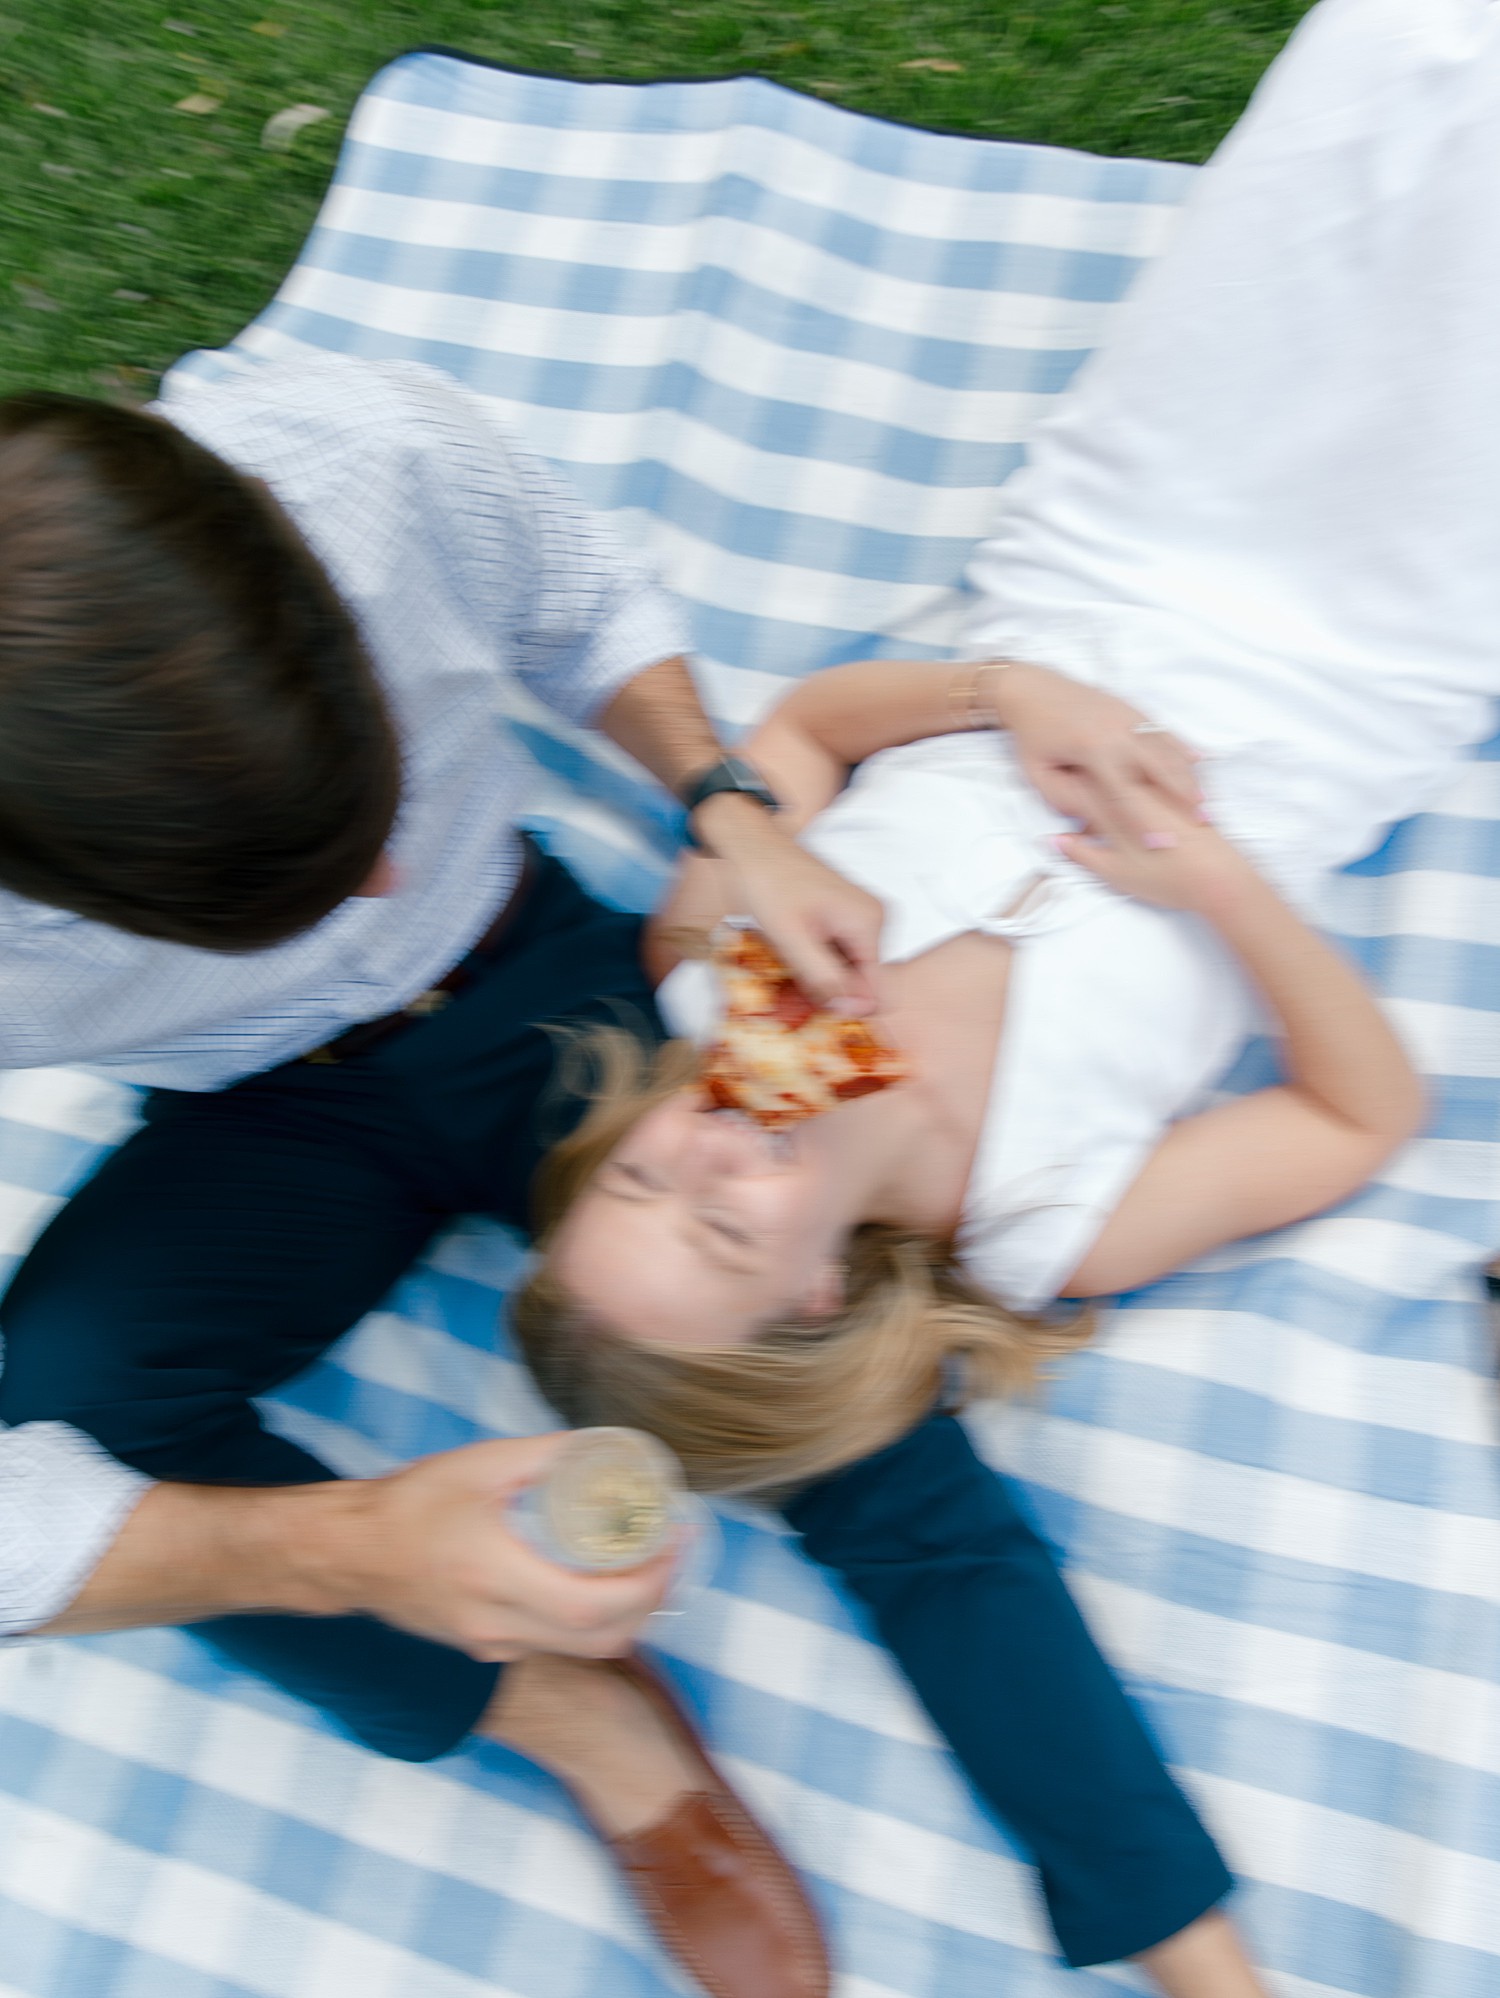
top-left (986, 660), bottom-right (1204, 841)
top-left (1053, 796), bottom-right (1257, 919)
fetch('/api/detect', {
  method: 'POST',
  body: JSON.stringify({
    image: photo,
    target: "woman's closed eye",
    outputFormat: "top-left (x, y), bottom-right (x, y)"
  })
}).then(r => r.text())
top-left (602, 1159), bottom-right (666, 1198)
top-left (693, 1211), bottom-right (759, 1273)
top-left (700, 1212), bottom-right (752, 1249)
top-left (603, 1166), bottom-right (754, 1253)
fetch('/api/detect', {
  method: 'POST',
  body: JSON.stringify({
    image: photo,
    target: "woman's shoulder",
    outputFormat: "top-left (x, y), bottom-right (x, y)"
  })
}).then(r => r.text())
top-left (957, 1140), bottom-right (1160, 1316)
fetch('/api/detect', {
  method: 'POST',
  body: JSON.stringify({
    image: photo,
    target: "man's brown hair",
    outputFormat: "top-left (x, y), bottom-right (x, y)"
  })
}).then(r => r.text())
top-left (0, 392), bottom-right (402, 951)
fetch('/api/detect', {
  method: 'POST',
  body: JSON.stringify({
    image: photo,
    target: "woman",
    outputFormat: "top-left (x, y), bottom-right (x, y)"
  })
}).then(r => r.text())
top-left (511, 0), bottom-right (1497, 1463)
top-left (514, 659), bottom-right (1424, 1475)
top-left (514, 0), bottom-right (1487, 1485)
top-left (509, 0), bottom-right (1499, 1988)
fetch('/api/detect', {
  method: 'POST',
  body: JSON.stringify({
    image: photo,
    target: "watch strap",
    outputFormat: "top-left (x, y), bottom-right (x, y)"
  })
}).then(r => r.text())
top-left (679, 756), bottom-right (780, 848)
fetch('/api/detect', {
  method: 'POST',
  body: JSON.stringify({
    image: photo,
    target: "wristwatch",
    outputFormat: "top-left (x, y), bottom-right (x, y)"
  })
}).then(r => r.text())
top-left (678, 755), bottom-right (781, 849)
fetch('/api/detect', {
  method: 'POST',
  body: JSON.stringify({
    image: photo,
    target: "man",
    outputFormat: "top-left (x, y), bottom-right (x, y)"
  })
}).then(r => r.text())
top-left (0, 356), bottom-right (1239, 1995)
top-left (0, 353), bottom-right (889, 1998)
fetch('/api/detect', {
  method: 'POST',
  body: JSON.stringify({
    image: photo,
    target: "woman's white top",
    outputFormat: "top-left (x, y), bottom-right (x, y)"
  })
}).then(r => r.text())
top-left (663, 0), bottom-right (1500, 1314)
top-left (661, 733), bottom-right (1261, 1312)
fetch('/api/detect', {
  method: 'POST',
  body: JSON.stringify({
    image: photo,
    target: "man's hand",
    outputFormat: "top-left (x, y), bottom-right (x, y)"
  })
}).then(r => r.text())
top-left (594, 654), bottom-right (882, 1010)
top-left (987, 660), bottom-right (1204, 841)
top-left (313, 1436), bottom-right (677, 1663)
top-left (690, 792), bottom-right (883, 1013)
top-left (44, 1435), bottom-right (674, 1662)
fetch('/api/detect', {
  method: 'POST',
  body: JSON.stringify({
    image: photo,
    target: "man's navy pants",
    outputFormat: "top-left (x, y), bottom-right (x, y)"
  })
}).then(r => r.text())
top-left (0, 845), bottom-right (1230, 1967)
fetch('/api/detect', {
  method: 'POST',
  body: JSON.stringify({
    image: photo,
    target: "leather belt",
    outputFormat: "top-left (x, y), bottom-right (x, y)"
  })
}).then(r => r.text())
top-left (301, 840), bottom-right (540, 1066)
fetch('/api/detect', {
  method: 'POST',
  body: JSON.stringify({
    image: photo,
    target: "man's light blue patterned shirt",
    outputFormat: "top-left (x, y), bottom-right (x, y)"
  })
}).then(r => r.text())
top-left (0, 353), bottom-right (688, 1093)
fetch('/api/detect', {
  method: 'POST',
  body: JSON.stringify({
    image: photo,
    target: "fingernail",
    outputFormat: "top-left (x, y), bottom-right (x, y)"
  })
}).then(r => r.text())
top-left (1196, 806), bottom-right (1214, 824)
top-left (1142, 832), bottom-right (1177, 851)
top-left (1050, 834), bottom-right (1071, 853)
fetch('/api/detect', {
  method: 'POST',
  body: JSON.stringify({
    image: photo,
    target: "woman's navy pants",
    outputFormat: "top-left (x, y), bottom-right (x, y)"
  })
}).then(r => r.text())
top-left (0, 846), bottom-right (1230, 1967)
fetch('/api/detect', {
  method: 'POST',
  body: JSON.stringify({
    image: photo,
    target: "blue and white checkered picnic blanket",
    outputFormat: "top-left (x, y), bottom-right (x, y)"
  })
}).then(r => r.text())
top-left (2, 49), bottom-right (1497, 1998)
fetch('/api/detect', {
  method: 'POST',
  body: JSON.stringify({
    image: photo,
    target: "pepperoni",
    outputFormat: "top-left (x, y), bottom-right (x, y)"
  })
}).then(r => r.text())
top-left (833, 1029), bottom-right (882, 1069)
top-left (769, 982), bottom-right (818, 1031)
top-left (831, 1073), bottom-right (888, 1100)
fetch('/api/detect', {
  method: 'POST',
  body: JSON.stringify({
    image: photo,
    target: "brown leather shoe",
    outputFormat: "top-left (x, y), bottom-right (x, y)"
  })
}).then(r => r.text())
top-left (587, 1654), bottom-right (831, 1998)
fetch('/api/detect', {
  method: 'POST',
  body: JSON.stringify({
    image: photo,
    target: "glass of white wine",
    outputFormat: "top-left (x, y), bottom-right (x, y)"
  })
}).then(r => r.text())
top-left (510, 1426), bottom-right (720, 1608)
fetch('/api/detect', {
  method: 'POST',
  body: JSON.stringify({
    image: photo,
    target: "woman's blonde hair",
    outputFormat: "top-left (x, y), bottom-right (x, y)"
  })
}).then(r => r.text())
top-left (511, 1029), bottom-right (1090, 1497)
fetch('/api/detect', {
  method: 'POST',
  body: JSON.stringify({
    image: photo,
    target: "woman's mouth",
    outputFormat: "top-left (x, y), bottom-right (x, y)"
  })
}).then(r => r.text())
top-left (703, 1102), bottom-right (799, 1168)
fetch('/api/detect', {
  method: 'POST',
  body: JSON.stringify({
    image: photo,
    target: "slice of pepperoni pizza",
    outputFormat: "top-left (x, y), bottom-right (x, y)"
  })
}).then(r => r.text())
top-left (699, 925), bottom-right (908, 1130)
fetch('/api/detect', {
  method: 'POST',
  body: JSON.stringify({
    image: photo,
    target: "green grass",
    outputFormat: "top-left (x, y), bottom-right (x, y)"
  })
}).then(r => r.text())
top-left (1, 1), bottom-right (1315, 401)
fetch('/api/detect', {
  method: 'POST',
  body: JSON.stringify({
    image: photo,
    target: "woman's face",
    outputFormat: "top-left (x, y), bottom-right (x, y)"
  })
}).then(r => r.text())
top-left (549, 1091), bottom-right (850, 1350)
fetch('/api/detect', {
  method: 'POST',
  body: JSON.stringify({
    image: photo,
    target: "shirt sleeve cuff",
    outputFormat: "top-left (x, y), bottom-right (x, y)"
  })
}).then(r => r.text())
top-left (543, 581), bottom-right (694, 730)
top-left (0, 1423), bottom-right (155, 1639)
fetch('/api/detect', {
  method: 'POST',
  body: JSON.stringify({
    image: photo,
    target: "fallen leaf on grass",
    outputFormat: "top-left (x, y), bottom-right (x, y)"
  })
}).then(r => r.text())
top-left (900, 58), bottom-right (965, 73)
top-left (14, 280), bottom-right (60, 311)
top-left (94, 365), bottom-right (154, 405)
top-left (174, 93), bottom-right (223, 114)
top-left (261, 102), bottom-right (328, 150)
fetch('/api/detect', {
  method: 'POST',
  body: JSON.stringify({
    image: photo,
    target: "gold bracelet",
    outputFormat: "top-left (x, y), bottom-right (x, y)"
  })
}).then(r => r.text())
top-left (947, 659), bottom-right (1013, 731)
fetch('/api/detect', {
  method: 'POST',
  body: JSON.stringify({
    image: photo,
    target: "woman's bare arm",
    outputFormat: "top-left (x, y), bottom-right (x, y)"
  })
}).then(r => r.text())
top-left (1059, 812), bottom-right (1425, 1298)
top-left (646, 656), bottom-right (1202, 980)
top-left (747, 655), bottom-right (1203, 821)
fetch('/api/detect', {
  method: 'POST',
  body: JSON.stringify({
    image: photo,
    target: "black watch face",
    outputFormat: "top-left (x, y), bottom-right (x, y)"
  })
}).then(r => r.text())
top-left (686, 759), bottom-right (774, 810)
